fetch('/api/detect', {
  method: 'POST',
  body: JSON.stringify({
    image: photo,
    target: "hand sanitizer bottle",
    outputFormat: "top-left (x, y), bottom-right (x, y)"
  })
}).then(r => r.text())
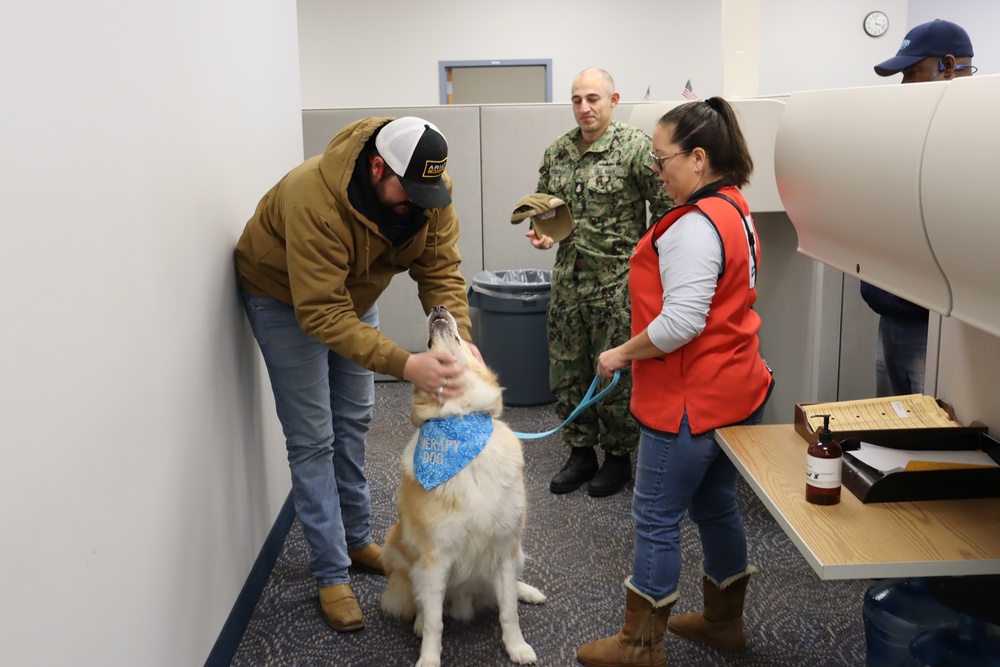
top-left (806, 414), bottom-right (842, 505)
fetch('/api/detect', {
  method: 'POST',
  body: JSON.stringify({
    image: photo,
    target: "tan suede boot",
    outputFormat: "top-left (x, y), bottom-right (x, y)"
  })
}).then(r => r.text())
top-left (667, 565), bottom-right (756, 652)
top-left (577, 578), bottom-right (678, 667)
top-left (318, 583), bottom-right (364, 632)
top-left (347, 542), bottom-right (385, 575)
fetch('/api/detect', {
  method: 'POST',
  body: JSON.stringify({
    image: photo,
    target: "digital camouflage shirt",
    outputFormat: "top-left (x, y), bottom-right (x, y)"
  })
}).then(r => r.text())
top-left (536, 119), bottom-right (673, 279)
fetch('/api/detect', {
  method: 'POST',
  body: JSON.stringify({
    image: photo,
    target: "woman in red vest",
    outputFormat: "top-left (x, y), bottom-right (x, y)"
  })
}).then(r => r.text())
top-left (577, 97), bottom-right (773, 667)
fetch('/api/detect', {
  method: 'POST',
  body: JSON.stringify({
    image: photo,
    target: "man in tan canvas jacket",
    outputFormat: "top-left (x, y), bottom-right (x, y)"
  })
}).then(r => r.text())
top-left (236, 116), bottom-right (479, 632)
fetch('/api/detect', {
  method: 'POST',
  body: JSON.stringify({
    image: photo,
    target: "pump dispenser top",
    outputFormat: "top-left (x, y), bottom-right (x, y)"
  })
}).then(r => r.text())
top-left (818, 414), bottom-right (833, 443)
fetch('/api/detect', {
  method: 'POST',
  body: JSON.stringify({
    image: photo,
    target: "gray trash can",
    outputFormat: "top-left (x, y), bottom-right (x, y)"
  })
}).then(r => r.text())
top-left (468, 269), bottom-right (555, 406)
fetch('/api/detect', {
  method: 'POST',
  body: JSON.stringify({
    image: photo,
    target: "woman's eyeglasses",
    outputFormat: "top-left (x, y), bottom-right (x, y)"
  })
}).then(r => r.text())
top-left (648, 150), bottom-right (691, 170)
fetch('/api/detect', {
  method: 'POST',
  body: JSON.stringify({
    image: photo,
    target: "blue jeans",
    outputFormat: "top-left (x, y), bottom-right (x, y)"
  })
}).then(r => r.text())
top-left (875, 314), bottom-right (927, 397)
top-left (241, 290), bottom-right (376, 587)
top-left (631, 396), bottom-right (769, 601)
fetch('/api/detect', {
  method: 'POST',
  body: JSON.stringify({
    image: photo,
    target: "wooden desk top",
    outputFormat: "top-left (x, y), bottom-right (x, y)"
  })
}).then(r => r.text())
top-left (715, 424), bottom-right (1000, 580)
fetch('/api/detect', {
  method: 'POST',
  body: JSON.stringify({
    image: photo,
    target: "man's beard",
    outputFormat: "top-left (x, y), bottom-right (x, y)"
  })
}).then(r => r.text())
top-left (375, 172), bottom-right (419, 224)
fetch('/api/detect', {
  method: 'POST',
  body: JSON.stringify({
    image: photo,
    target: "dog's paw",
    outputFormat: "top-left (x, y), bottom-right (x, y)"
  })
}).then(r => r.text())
top-left (504, 641), bottom-right (537, 664)
top-left (415, 655), bottom-right (441, 667)
top-left (516, 582), bottom-right (546, 605)
top-left (413, 612), bottom-right (424, 637)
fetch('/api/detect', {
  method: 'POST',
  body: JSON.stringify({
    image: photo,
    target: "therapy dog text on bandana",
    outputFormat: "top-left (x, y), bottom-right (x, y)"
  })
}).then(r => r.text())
top-left (414, 412), bottom-right (494, 490)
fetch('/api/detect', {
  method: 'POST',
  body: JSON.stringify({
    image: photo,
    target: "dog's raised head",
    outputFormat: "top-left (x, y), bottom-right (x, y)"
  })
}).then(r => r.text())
top-left (412, 305), bottom-right (503, 426)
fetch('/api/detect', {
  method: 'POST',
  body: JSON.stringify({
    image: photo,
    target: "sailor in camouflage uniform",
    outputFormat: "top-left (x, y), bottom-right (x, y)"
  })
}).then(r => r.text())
top-left (527, 68), bottom-right (672, 497)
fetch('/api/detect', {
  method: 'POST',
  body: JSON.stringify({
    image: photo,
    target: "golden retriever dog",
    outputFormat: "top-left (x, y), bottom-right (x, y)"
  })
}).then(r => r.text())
top-left (381, 305), bottom-right (546, 667)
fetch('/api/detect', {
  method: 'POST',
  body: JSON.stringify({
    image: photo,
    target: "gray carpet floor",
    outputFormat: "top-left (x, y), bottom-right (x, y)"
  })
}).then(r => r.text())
top-left (230, 381), bottom-right (868, 666)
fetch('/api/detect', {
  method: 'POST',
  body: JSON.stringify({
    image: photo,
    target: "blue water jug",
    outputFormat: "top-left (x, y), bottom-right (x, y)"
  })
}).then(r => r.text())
top-left (863, 578), bottom-right (962, 667)
top-left (904, 614), bottom-right (1000, 667)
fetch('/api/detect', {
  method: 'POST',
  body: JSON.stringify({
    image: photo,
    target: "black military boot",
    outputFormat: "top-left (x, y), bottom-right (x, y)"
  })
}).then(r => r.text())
top-left (549, 447), bottom-right (599, 494)
top-left (588, 452), bottom-right (632, 497)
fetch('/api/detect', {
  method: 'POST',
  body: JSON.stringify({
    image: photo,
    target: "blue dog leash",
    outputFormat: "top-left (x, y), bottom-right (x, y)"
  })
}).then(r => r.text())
top-left (512, 370), bottom-right (621, 440)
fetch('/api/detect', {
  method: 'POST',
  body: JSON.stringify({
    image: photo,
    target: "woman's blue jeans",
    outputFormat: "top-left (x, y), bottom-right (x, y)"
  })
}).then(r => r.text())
top-left (631, 399), bottom-right (768, 601)
top-left (241, 290), bottom-right (376, 587)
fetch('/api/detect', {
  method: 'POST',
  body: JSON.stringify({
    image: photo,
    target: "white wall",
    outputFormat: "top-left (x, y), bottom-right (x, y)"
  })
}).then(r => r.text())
top-left (758, 0), bottom-right (910, 95)
top-left (908, 1), bottom-right (1000, 76)
top-left (297, 0), bottom-right (724, 107)
top-left (936, 318), bottom-right (1000, 431)
top-left (757, 1), bottom-right (1000, 97)
top-left (0, 1), bottom-right (300, 665)
top-left (298, 1), bottom-right (1000, 108)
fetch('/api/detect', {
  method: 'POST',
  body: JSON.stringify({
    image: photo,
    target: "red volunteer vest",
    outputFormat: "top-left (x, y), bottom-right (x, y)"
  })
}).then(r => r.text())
top-left (629, 185), bottom-right (771, 434)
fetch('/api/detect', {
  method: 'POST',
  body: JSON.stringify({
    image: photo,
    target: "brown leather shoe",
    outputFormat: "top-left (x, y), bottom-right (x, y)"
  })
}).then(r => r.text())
top-left (348, 542), bottom-right (385, 575)
top-left (318, 584), bottom-right (364, 632)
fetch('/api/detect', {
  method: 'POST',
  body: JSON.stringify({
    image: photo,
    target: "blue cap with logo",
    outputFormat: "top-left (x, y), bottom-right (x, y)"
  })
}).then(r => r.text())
top-left (874, 19), bottom-right (973, 76)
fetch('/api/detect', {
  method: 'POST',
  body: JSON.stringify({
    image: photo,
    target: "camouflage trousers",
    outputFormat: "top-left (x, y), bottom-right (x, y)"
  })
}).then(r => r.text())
top-left (547, 260), bottom-right (638, 455)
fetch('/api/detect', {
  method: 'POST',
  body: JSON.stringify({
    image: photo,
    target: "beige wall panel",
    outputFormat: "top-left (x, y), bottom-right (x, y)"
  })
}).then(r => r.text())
top-left (838, 275), bottom-right (880, 400)
top-left (923, 75), bottom-right (1000, 340)
top-left (937, 318), bottom-right (1000, 436)
top-left (451, 66), bottom-right (547, 104)
top-left (752, 213), bottom-right (839, 424)
top-left (774, 83), bottom-right (952, 316)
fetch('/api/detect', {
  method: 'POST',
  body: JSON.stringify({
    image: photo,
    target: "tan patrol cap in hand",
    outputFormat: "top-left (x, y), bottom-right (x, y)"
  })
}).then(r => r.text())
top-left (511, 193), bottom-right (575, 242)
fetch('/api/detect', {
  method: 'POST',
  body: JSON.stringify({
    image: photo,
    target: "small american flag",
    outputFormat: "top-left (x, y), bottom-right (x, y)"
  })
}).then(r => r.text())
top-left (643, 85), bottom-right (651, 102)
top-left (681, 79), bottom-right (698, 100)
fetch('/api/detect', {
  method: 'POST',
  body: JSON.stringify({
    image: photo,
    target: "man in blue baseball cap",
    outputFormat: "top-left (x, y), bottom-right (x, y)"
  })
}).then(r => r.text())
top-left (862, 19), bottom-right (975, 398)
top-left (874, 18), bottom-right (976, 82)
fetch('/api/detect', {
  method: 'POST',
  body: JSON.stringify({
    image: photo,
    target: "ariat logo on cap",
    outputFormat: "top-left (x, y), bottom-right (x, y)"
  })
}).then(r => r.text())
top-left (376, 116), bottom-right (452, 208)
top-left (423, 158), bottom-right (447, 179)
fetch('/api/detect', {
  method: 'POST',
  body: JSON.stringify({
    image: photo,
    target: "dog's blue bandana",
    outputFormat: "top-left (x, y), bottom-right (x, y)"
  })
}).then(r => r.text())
top-left (414, 412), bottom-right (493, 490)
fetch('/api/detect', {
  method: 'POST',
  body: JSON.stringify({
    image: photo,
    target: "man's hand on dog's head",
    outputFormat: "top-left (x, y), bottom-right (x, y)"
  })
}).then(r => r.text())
top-left (403, 350), bottom-right (466, 399)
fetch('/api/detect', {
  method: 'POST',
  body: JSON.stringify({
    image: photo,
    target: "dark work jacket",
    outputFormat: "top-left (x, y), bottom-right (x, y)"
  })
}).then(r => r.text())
top-left (859, 282), bottom-right (928, 319)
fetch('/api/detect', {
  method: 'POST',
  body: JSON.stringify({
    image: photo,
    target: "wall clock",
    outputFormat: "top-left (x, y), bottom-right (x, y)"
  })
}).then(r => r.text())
top-left (864, 11), bottom-right (889, 37)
